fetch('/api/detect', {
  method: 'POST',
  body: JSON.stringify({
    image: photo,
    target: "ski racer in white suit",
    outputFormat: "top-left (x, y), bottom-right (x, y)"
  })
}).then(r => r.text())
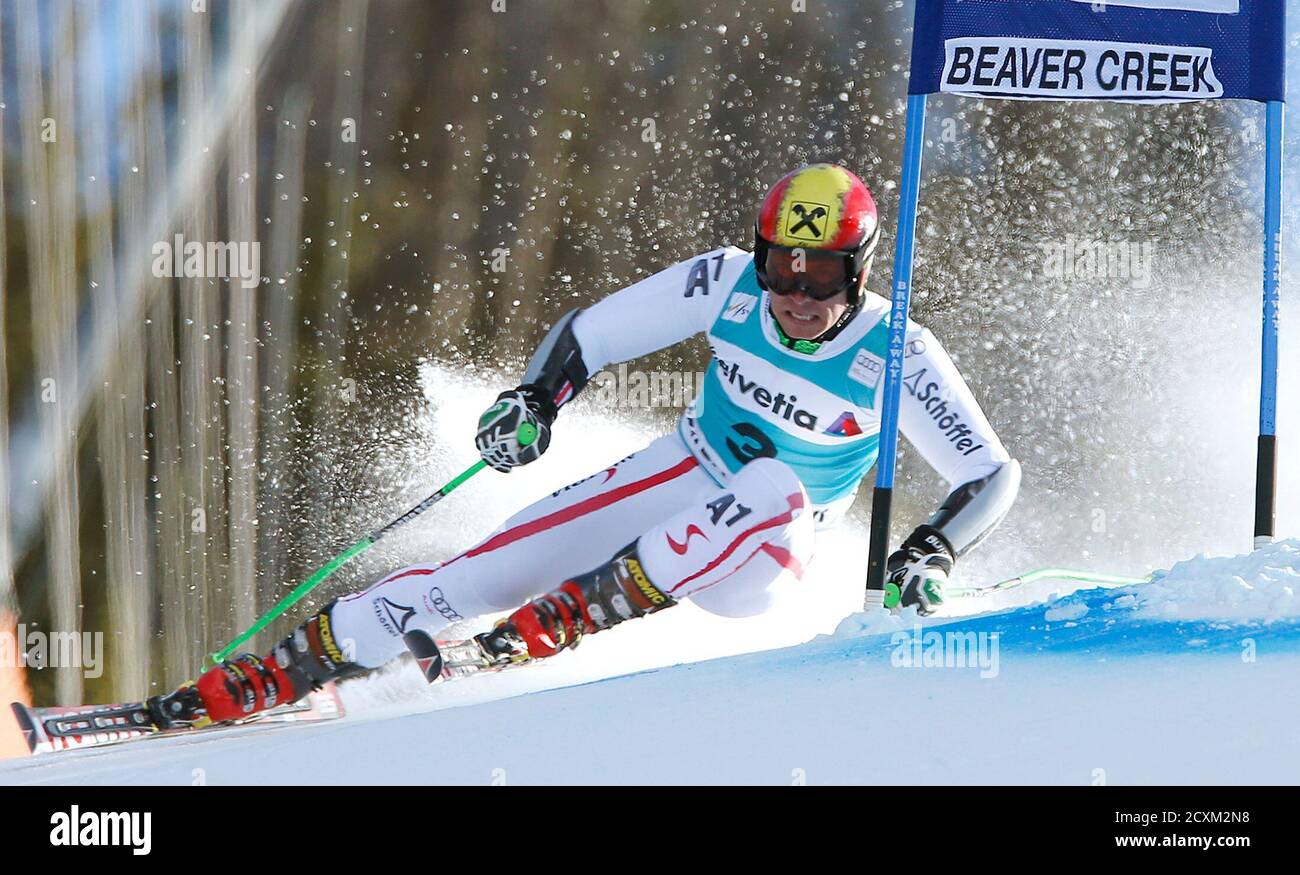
top-left (188, 164), bottom-right (1021, 724)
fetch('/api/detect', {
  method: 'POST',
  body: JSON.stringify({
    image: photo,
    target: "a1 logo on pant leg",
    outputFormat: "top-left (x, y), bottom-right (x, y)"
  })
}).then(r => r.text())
top-left (707, 492), bottom-right (752, 528)
top-left (665, 491), bottom-right (753, 557)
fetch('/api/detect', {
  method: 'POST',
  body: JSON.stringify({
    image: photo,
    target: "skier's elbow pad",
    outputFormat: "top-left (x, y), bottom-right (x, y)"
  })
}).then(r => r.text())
top-left (927, 459), bottom-right (1021, 557)
top-left (521, 308), bottom-right (592, 409)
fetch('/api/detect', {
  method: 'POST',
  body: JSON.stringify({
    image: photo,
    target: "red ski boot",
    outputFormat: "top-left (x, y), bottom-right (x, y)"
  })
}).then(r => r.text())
top-left (175, 601), bottom-right (365, 725)
top-left (479, 541), bottom-right (677, 663)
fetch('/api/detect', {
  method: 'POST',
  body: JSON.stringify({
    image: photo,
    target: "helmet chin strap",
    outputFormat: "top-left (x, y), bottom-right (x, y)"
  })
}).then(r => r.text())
top-left (769, 294), bottom-right (864, 353)
top-left (817, 297), bottom-right (863, 341)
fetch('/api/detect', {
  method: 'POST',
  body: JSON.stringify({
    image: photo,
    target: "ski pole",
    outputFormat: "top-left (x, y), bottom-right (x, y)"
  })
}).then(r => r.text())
top-left (207, 425), bottom-right (534, 666)
top-left (948, 567), bottom-right (1151, 598)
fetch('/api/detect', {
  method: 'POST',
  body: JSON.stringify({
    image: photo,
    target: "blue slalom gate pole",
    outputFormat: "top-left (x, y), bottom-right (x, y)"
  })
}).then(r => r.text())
top-left (865, 92), bottom-right (928, 608)
top-left (1254, 99), bottom-right (1284, 549)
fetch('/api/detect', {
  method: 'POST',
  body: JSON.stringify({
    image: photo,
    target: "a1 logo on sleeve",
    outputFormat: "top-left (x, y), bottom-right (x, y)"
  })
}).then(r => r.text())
top-left (848, 348), bottom-right (884, 390)
top-left (723, 292), bottom-right (758, 323)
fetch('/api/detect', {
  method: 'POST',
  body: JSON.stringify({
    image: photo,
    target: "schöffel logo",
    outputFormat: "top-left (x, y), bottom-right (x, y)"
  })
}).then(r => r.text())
top-left (902, 368), bottom-right (986, 456)
top-left (715, 356), bottom-right (819, 431)
top-left (374, 598), bottom-right (417, 636)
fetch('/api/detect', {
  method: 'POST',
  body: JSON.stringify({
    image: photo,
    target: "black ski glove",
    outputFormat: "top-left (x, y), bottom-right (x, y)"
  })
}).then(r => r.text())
top-left (475, 384), bottom-right (557, 472)
top-left (884, 525), bottom-right (955, 616)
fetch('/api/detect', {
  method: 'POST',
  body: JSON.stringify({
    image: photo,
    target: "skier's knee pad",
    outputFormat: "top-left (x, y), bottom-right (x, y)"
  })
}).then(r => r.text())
top-left (688, 509), bottom-right (815, 618)
top-left (680, 458), bottom-right (815, 619)
top-left (731, 457), bottom-right (812, 528)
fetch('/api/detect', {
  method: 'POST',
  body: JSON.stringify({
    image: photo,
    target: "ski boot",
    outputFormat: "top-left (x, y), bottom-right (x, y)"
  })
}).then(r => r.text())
top-left (145, 683), bottom-right (210, 730)
top-left (479, 541), bottom-right (677, 665)
top-left (171, 600), bottom-right (366, 725)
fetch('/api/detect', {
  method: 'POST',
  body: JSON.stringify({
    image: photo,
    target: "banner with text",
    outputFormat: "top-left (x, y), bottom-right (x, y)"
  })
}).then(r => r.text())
top-left (908, 0), bottom-right (1284, 103)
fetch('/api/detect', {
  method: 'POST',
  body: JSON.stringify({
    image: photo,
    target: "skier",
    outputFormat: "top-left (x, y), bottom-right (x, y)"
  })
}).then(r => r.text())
top-left (182, 163), bottom-right (1021, 725)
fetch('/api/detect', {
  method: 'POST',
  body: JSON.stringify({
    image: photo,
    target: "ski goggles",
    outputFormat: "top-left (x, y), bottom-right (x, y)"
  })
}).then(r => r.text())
top-left (762, 246), bottom-right (857, 301)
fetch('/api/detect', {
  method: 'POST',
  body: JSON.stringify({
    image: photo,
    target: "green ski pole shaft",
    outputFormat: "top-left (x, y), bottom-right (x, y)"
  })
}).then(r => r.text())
top-left (209, 458), bottom-right (491, 665)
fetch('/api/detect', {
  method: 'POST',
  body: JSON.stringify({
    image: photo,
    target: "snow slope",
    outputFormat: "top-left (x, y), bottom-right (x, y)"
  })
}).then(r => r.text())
top-left (3, 541), bottom-right (1298, 786)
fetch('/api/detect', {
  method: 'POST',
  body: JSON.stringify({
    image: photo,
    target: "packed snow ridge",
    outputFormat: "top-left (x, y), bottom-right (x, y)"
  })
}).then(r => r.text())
top-left (828, 538), bottom-right (1300, 639)
top-left (1135, 538), bottom-right (1300, 623)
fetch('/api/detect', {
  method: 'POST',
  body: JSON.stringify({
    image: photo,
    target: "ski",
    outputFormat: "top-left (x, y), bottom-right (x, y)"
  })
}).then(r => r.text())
top-left (10, 626), bottom-right (525, 758)
top-left (15, 619), bottom-right (569, 759)
top-left (10, 682), bottom-right (345, 757)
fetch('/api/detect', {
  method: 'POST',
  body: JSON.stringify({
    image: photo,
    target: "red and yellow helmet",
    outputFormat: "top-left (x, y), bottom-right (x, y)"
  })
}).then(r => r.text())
top-left (754, 163), bottom-right (882, 301)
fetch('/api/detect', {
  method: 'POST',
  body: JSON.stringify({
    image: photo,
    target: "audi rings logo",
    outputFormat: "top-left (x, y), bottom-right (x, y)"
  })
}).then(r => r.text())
top-left (424, 587), bottom-right (465, 623)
